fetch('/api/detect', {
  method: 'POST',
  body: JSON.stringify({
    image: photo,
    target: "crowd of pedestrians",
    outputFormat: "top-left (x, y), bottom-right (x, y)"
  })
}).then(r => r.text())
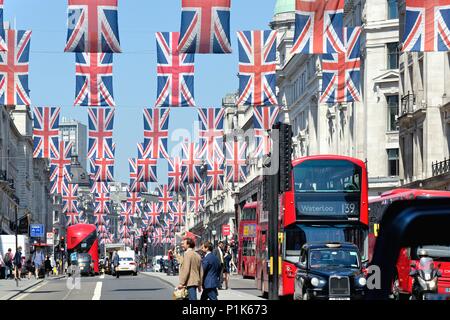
top-left (176, 238), bottom-right (237, 301)
top-left (0, 247), bottom-right (59, 280)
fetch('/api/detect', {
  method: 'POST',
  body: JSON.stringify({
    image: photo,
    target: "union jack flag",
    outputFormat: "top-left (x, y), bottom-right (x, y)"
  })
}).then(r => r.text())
top-left (152, 227), bottom-right (163, 245)
top-left (198, 107), bottom-right (225, 163)
top-left (206, 159), bottom-right (224, 190)
top-left (188, 183), bottom-right (205, 214)
top-left (50, 140), bottom-right (73, 194)
top-left (170, 201), bottom-right (186, 226)
top-left (158, 184), bottom-right (173, 213)
top-left (33, 107), bottom-right (61, 159)
top-left (253, 106), bottom-right (280, 158)
top-left (94, 192), bottom-right (110, 214)
top-left (128, 158), bottom-right (148, 193)
top-left (321, 27), bottom-right (361, 103)
top-left (62, 184), bottom-right (79, 214)
top-left (66, 212), bottom-right (80, 226)
top-left (156, 32), bottom-right (195, 107)
top-left (168, 157), bottom-right (185, 193)
top-left (90, 157), bottom-right (115, 182)
top-left (147, 202), bottom-right (161, 225)
top-left (88, 107), bottom-right (115, 159)
top-left (402, 0), bottom-right (450, 51)
top-left (178, 0), bottom-right (232, 54)
top-left (291, 0), bottom-right (345, 55)
top-left (90, 181), bottom-right (109, 194)
top-left (127, 191), bottom-right (142, 216)
top-left (62, 184), bottom-right (78, 214)
top-left (120, 202), bottom-right (133, 226)
top-left (121, 237), bottom-right (132, 246)
top-left (0, 29), bottom-right (32, 106)
top-left (137, 143), bottom-right (158, 183)
top-left (143, 108), bottom-right (170, 159)
top-left (225, 139), bottom-right (247, 183)
top-left (75, 53), bottom-right (114, 107)
top-left (65, 0), bottom-right (121, 53)
top-left (237, 30), bottom-right (278, 106)
top-left (181, 141), bottom-right (202, 184)
top-left (97, 224), bottom-right (108, 234)
top-left (94, 211), bottom-right (108, 225)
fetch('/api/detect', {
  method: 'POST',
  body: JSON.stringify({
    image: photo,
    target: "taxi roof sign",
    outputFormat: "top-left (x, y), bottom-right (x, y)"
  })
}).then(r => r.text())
top-left (326, 243), bottom-right (342, 248)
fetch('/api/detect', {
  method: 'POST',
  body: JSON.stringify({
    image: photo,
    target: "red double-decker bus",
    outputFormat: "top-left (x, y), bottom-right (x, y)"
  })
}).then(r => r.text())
top-left (369, 188), bottom-right (450, 298)
top-left (238, 202), bottom-right (257, 278)
top-left (67, 224), bottom-right (99, 274)
top-left (255, 155), bottom-right (369, 297)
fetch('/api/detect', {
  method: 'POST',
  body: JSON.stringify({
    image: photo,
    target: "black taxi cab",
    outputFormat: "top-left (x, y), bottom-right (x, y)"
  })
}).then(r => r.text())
top-left (293, 242), bottom-right (366, 300)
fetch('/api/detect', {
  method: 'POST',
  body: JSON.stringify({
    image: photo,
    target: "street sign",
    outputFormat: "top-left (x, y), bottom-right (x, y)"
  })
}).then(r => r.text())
top-left (30, 224), bottom-right (45, 238)
top-left (222, 224), bottom-right (231, 236)
top-left (46, 232), bottom-right (54, 245)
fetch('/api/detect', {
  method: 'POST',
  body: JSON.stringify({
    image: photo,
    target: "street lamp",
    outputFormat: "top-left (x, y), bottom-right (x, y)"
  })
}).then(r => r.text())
top-left (211, 229), bottom-right (217, 247)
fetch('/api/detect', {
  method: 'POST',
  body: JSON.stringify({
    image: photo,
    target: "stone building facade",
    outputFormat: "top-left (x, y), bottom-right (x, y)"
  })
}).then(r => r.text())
top-left (273, 0), bottom-right (401, 196)
top-left (397, 0), bottom-right (450, 190)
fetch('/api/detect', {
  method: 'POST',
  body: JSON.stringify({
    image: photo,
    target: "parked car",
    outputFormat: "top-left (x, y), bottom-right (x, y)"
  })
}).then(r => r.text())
top-left (293, 242), bottom-right (366, 300)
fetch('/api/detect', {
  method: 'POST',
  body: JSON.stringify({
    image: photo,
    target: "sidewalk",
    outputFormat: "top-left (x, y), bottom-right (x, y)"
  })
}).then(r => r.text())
top-left (142, 272), bottom-right (265, 300)
top-left (0, 275), bottom-right (65, 300)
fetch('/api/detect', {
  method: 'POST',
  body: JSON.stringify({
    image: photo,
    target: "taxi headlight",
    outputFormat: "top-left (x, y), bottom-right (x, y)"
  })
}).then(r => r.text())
top-left (357, 277), bottom-right (367, 286)
top-left (311, 277), bottom-right (320, 287)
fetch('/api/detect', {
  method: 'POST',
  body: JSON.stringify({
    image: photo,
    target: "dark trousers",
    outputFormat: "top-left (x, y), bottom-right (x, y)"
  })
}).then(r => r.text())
top-left (201, 288), bottom-right (218, 300)
top-left (187, 286), bottom-right (198, 300)
top-left (115, 266), bottom-right (119, 278)
top-left (219, 264), bottom-right (224, 288)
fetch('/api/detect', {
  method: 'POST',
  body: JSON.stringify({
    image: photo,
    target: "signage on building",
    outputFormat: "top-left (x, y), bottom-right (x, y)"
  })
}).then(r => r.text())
top-left (222, 224), bottom-right (231, 236)
top-left (243, 223), bottom-right (256, 238)
top-left (30, 224), bottom-right (45, 238)
top-left (46, 232), bottom-right (54, 245)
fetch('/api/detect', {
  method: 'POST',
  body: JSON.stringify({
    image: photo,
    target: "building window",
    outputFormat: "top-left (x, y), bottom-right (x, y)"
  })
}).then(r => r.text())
top-left (387, 95), bottom-right (399, 131)
top-left (387, 42), bottom-right (399, 69)
top-left (387, 0), bottom-right (398, 19)
top-left (387, 149), bottom-right (399, 177)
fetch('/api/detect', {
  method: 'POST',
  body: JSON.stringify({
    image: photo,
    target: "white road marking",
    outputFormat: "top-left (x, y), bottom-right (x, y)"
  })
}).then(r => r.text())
top-left (100, 274), bottom-right (105, 279)
top-left (13, 281), bottom-right (46, 300)
top-left (92, 281), bottom-right (102, 300)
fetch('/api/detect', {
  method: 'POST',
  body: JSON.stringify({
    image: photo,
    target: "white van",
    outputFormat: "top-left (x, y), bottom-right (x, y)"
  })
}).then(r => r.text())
top-left (152, 255), bottom-right (163, 272)
top-left (116, 250), bottom-right (137, 276)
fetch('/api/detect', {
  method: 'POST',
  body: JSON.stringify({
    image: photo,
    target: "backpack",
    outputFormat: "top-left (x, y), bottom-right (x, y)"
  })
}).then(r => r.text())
top-left (14, 252), bottom-right (22, 265)
top-left (4, 253), bottom-right (11, 263)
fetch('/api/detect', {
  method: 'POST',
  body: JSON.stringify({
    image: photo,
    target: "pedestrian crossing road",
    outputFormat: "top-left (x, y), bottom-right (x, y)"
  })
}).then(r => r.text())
top-left (11, 273), bottom-right (174, 300)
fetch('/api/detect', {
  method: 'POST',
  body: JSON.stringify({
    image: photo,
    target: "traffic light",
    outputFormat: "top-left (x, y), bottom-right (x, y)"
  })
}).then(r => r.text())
top-left (279, 123), bottom-right (293, 192)
top-left (60, 236), bottom-right (65, 251)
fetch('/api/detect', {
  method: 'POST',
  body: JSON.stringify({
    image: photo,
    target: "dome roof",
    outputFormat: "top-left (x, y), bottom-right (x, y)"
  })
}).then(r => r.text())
top-left (274, 0), bottom-right (295, 15)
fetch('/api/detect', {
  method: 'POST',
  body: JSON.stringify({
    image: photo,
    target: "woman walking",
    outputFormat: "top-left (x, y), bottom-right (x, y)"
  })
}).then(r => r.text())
top-left (223, 245), bottom-right (233, 290)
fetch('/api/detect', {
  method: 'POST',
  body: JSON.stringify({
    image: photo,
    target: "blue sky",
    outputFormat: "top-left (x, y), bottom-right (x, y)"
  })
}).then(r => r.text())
top-left (5, 0), bottom-right (275, 184)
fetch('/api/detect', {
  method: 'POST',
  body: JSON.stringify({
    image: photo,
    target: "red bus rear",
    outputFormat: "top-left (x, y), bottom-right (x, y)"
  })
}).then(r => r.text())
top-left (66, 224), bottom-right (99, 274)
top-left (238, 202), bottom-right (257, 278)
top-left (369, 189), bottom-right (450, 297)
top-left (256, 155), bottom-right (369, 297)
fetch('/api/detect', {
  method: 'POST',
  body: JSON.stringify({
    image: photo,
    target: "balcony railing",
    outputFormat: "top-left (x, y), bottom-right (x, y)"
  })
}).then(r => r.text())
top-left (432, 158), bottom-right (450, 177)
top-left (401, 92), bottom-right (416, 116)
